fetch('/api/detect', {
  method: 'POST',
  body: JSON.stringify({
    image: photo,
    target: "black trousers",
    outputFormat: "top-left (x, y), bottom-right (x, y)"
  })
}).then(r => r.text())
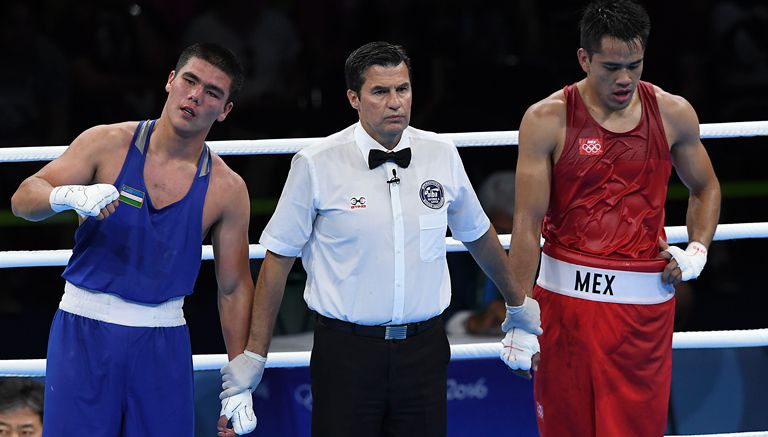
top-left (310, 317), bottom-right (450, 437)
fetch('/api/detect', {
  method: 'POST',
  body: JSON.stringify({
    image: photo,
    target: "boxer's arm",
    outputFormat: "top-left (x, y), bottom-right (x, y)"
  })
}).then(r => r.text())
top-left (509, 98), bottom-right (562, 298)
top-left (498, 98), bottom-right (563, 377)
top-left (666, 95), bottom-right (720, 247)
top-left (209, 171), bottom-right (261, 436)
top-left (11, 125), bottom-right (119, 221)
top-left (659, 93), bottom-right (721, 283)
top-left (219, 250), bottom-right (294, 400)
top-left (212, 172), bottom-right (255, 361)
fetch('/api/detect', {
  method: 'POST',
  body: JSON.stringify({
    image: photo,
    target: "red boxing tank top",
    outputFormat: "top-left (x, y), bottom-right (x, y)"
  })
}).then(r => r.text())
top-left (541, 81), bottom-right (672, 259)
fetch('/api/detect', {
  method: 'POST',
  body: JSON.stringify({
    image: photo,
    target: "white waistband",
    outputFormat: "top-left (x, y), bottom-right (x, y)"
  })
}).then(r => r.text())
top-left (60, 282), bottom-right (186, 327)
top-left (536, 253), bottom-right (675, 305)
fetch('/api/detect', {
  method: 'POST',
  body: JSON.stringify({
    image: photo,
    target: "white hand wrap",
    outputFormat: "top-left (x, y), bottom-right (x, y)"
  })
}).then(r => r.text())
top-left (501, 296), bottom-right (543, 335)
top-left (49, 184), bottom-right (119, 217)
top-left (666, 241), bottom-right (708, 281)
top-left (220, 351), bottom-right (267, 399)
top-left (220, 390), bottom-right (257, 435)
top-left (500, 328), bottom-right (540, 371)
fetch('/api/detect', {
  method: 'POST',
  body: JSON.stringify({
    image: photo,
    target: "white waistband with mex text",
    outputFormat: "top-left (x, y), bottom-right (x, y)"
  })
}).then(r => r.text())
top-left (536, 253), bottom-right (675, 305)
top-left (60, 282), bottom-right (186, 327)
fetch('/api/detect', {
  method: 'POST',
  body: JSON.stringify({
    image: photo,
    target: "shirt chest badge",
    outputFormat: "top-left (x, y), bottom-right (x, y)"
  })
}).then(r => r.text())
top-left (578, 137), bottom-right (604, 156)
top-left (350, 196), bottom-right (367, 209)
top-left (420, 180), bottom-right (444, 209)
top-left (119, 184), bottom-right (145, 209)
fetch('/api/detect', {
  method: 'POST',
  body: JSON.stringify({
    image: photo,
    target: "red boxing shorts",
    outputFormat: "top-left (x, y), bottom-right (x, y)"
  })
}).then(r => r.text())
top-left (533, 243), bottom-right (675, 437)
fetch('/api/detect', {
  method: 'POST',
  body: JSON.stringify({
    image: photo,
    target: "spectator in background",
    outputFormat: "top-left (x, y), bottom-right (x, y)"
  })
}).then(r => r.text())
top-left (0, 378), bottom-right (44, 437)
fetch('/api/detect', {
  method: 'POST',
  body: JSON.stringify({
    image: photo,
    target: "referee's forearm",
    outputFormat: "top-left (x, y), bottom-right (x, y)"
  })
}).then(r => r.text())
top-left (466, 227), bottom-right (524, 306)
top-left (245, 251), bottom-right (294, 355)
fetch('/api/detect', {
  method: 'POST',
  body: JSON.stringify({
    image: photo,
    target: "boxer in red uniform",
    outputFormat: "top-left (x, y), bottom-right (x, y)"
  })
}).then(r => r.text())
top-left (504, 1), bottom-right (721, 436)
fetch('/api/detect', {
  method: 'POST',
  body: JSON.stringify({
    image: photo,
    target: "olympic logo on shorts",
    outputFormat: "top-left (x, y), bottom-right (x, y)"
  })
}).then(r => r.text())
top-left (350, 196), bottom-right (367, 209)
top-left (578, 138), bottom-right (604, 156)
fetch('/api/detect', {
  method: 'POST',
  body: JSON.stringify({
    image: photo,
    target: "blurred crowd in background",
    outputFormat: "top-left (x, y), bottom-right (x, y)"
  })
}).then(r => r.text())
top-left (1, 0), bottom-right (767, 359)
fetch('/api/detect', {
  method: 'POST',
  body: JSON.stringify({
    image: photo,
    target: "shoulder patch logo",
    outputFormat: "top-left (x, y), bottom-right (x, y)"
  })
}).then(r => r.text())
top-left (578, 137), bottom-right (604, 156)
top-left (420, 180), bottom-right (444, 209)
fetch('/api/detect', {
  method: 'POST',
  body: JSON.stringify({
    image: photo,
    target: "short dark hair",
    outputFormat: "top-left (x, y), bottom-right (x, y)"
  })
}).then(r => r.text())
top-left (176, 42), bottom-right (244, 103)
top-left (579, 0), bottom-right (651, 57)
top-left (0, 378), bottom-right (44, 420)
top-left (345, 42), bottom-right (412, 94)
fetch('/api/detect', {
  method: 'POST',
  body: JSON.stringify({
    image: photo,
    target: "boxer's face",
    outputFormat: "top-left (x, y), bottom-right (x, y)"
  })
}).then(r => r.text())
top-left (164, 56), bottom-right (234, 132)
top-left (578, 36), bottom-right (645, 111)
top-left (347, 62), bottom-right (412, 150)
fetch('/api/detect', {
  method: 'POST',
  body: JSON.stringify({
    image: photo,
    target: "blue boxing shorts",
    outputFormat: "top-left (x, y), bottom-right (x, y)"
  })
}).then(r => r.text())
top-left (43, 283), bottom-right (193, 437)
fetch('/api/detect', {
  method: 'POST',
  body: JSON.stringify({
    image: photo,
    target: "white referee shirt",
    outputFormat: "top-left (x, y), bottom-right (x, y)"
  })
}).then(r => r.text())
top-left (260, 123), bottom-right (490, 325)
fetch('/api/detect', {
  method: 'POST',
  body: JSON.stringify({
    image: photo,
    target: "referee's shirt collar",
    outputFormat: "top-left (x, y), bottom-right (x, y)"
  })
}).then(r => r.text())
top-left (354, 122), bottom-right (412, 165)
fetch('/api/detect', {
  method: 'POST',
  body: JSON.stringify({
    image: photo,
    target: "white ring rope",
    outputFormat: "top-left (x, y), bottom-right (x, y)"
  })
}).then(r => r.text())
top-left (2, 328), bottom-right (767, 377)
top-left (2, 222), bottom-right (766, 268)
top-left (0, 120), bottom-right (766, 162)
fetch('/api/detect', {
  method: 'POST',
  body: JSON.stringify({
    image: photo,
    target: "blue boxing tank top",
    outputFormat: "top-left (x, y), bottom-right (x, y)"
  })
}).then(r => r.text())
top-left (62, 120), bottom-right (211, 304)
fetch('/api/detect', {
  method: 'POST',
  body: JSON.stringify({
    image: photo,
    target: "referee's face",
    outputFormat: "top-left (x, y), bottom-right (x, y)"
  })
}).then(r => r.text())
top-left (347, 62), bottom-right (412, 150)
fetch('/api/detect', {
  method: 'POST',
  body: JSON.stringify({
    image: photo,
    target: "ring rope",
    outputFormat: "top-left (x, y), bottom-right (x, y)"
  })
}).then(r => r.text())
top-left (0, 121), bottom-right (766, 162)
top-left (2, 222), bottom-right (766, 268)
top-left (2, 328), bottom-right (766, 376)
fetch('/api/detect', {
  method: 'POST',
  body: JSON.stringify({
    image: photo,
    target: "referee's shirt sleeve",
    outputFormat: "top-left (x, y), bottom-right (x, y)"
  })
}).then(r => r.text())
top-left (259, 152), bottom-right (317, 257)
top-left (446, 145), bottom-right (490, 242)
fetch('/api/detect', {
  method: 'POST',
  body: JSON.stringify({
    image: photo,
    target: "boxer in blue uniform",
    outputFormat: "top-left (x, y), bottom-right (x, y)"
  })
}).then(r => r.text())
top-left (11, 43), bottom-right (254, 436)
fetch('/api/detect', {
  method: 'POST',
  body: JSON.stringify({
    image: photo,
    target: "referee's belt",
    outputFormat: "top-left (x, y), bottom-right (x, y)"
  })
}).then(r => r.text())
top-left (317, 314), bottom-right (441, 340)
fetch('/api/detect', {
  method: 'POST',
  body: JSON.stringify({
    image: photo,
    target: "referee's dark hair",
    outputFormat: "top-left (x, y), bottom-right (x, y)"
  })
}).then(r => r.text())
top-left (345, 42), bottom-right (412, 94)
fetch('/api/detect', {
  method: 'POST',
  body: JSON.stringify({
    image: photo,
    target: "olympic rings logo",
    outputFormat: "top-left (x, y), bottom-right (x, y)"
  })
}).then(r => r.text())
top-left (579, 138), bottom-right (603, 156)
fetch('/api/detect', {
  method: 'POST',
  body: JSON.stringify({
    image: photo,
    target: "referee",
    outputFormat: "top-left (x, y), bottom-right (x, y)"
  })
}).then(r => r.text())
top-left (218, 42), bottom-right (542, 437)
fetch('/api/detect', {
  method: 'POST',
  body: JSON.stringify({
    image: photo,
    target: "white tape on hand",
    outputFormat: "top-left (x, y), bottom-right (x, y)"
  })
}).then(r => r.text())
top-left (666, 241), bottom-right (708, 281)
top-left (49, 184), bottom-right (118, 217)
top-left (220, 390), bottom-right (257, 435)
top-left (500, 328), bottom-right (540, 371)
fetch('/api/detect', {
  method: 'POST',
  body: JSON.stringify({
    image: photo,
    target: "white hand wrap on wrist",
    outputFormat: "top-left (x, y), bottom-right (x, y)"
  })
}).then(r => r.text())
top-left (220, 351), bottom-right (267, 400)
top-left (666, 241), bottom-right (708, 281)
top-left (220, 390), bottom-right (257, 434)
top-left (49, 184), bottom-right (119, 217)
top-left (500, 328), bottom-right (540, 371)
top-left (501, 296), bottom-right (543, 335)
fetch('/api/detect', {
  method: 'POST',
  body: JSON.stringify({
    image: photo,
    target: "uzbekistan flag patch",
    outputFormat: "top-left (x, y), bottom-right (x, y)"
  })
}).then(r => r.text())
top-left (119, 184), bottom-right (145, 208)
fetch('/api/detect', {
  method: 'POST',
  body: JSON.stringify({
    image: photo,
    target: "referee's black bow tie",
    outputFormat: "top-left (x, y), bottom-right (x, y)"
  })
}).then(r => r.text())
top-left (368, 148), bottom-right (412, 169)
